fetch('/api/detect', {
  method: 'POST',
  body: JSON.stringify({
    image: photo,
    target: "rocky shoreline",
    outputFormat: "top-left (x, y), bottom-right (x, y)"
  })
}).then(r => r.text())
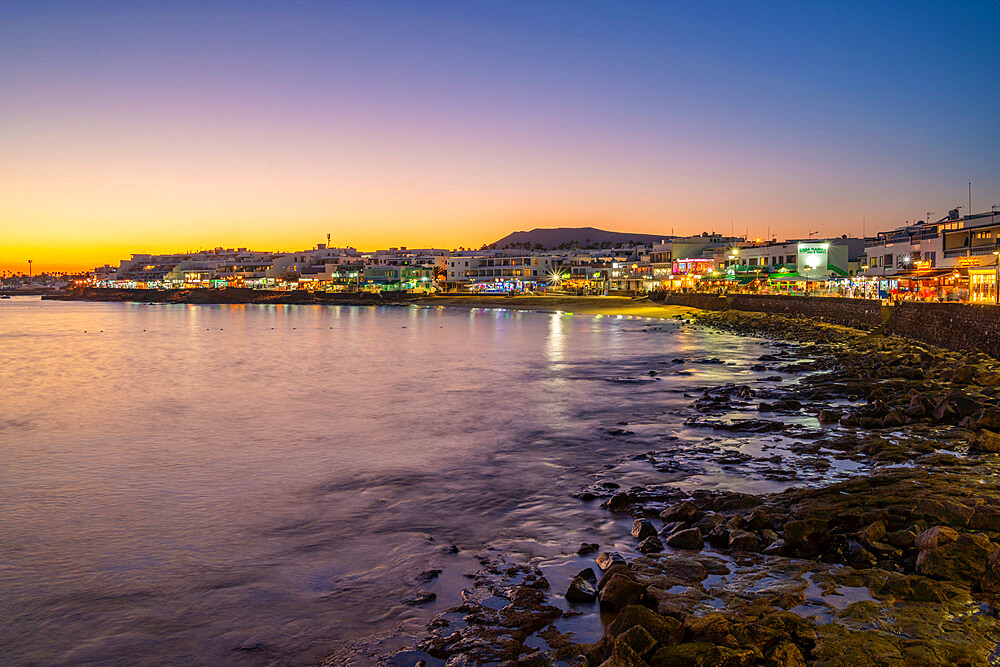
top-left (402, 310), bottom-right (1000, 666)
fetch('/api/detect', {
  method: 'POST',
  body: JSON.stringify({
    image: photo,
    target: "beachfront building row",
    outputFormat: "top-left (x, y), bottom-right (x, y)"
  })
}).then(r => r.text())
top-left (859, 209), bottom-right (1000, 302)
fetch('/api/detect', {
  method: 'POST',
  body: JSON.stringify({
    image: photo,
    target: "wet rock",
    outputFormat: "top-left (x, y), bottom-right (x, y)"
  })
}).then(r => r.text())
top-left (706, 524), bottom-right (731, 548)
top-left (913, 498), bottom-right (974, 527)
top-left (916, 532), bottom-right (998, 583)
top-left (597, 552), bottom-right (627, 570)
top-left (659, 500), bottom-right (700, 523)
top-left (650, 643), bottom-right (754, 667)
top-left (817, 409), bottom-right (842, 424)
top-left (744, 509), bottom-right (772, 531)
top-left (728, 530), bottom-right (759, 552)
top-left (599, 573), bottom-right (647, 612)
top-left (599, 564), bottom-right (632, 590)
top-left (638, 536), bottom-right (664, 554)
top-left (417, 569), bottom-right (442, 582)
top-left (970, 429), bottom-right (1000, 453)
top-left (664, 528), bottom-right (704, 551)
top-left (711, 492), bottom-right (760, 511)
top-left (764, 641), bottom-right (806, 667)
top-left (881, 409), bottom-right (905, 428)
top-left (658, 521), bottom-right (686, 538)
top-left (856, 520), bottom-right (886, 548)
top-left (632, 519), bottom-right (658, 541)
top-left (952, 366), bottom-right (976, 384)
top-left (617, 625), bottom-right (657, 659)
top-left (781, 519), bottom-right (830, 557)
top-left (608, 605), bottom-right (684, 646)
top-left (696, 513), bottom-right (726, 533)
top-left (566, 574), bottom-right (599, 603)
top-left (682, 613), bottom-right (735, 646)
top-left (970, 504), bottom-right (1000, 532)
top-left (848, 544), bottom-right (878, 568)
top-left (578, 542), bottom-right (600, 555)
top-left (577, 567), bottom-right (598, 584)
top-left (914, 526), bottom-right (959, 551)
top-left (404, 590), bottom-right (437, 606)
top-left (608, 492), bottom-right (637, 512)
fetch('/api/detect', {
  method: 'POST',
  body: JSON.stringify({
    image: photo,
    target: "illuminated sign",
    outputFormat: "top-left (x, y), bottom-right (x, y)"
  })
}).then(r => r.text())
top-left (957, 257), bottom-right (981, 267)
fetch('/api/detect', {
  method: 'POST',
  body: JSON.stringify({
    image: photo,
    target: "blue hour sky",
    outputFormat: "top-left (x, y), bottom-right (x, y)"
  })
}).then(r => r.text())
top-left (1, 1), bottom-right (998, 269)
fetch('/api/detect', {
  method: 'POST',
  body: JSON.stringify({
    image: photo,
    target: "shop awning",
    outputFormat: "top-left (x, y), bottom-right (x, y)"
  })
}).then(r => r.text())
top-left (892, 269), bottom-right (963, 279)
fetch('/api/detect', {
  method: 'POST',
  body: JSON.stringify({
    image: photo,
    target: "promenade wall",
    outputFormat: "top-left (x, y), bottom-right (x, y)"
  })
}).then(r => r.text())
top-left (664, 292), bottom-right (1000, 357)
top-left (886, 302), bottom-right (1000, 358)
top-left (663, 293), bottom-right (884, 329)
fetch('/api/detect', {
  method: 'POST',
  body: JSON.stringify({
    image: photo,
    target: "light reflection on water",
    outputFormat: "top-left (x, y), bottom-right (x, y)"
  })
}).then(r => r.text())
top-left (0, 298), bottom-right (771, 665)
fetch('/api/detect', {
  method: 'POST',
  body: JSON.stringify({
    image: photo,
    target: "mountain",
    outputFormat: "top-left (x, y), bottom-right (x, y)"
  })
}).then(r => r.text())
top-left (488, 227), bottom-right (671, 250)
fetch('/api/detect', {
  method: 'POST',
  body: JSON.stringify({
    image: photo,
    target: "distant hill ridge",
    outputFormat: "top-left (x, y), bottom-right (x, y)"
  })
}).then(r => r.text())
top-left (489, 227), bottom-right (672, 250)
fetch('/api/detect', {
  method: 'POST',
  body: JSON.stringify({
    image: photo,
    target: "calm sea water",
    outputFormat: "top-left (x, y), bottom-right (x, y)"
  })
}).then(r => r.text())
top-left (0, 298), bottom-right (772, 665)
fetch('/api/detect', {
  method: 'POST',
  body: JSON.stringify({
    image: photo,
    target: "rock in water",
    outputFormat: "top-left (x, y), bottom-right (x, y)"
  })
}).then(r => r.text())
top-left (664, 527), bottom-right (704, 550)
top-left (631, 518), bottom-right (657, 540)
top-left (597, 551), bottom-right (627, 570)
top-left (565, 574), bottom-right (598, 603)
top-left (659, 499), bottom-right (700, 523)
top-left (637, 535), bottom-right (663, 553)
top-left (598, 573), bottom-right (646, 611)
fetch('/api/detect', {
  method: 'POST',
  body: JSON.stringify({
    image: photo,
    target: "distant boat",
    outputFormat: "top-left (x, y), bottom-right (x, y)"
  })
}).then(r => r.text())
top-left (0, 295), bottom-right (11, 299)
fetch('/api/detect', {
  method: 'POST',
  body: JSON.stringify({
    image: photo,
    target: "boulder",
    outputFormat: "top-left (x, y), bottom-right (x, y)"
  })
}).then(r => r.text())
top-left (682, 613), bottom-right (735, 646)
top-left (617, 625), bottom-right (657, 659)
top-left (632, 519), bottom-right (658, 541)
top-left (565, 574), bottom-right (598, 603)
top-left (970, 504), bottom-right (1000, 532)
top-left (915, 532), bottom-right (999, 583)
top-left (696, 512), bottom-right (726, 533)
top-left (578, 542), bottom-right (600, 555)
top-left (970, 429), bottom-right (1000, 453)
top-left (817, 409), bottom-right (842, 424)
top-left (706, 525), bottom-right (731, 548)
top-left (664, 528), bottom-right (704, 550)
top-left (782, 519), bottom-right (830, 556)
top-left (744, 509), bottom-right (772, 531)
top-left (599, 639), bottom-right (650, 667)
top-left (728, 530), bottom-right (760, 552)
top-left (597, 551), bottom-right (628, 570)
top-left (638, 536), bottom-right (664, 553)
top-left (857, 520), bottom-right (887, 548)
top-left (599, 573), bottom-right (647, 611)
top-left (650, 643), bottom-right (754, 667)
top-left (981, 551), bottom-right (1000, 595)
top-left (914, 526), bottom-right (959, 551)
top-left (659, 500), bottom-right (700, 523)
top-left (913, 498), bottom-right (974, 527)
top-left (765, 641), bottom-right (806, 667)
top-left (607, 605), bottom-right (684, 646)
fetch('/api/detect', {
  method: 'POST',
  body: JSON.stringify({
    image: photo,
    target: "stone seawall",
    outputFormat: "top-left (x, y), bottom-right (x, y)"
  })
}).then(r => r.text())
top-left (886, 301), bottom-right (1000, 358)
top-left (663, 293), bottom-right (884, 329)
top-left (665, 293), bottom-right (1000, 357)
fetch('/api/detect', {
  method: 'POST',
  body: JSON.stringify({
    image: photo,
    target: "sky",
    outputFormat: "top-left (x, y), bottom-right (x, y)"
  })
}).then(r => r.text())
top-left (1, 1), bottom-right (999, 273)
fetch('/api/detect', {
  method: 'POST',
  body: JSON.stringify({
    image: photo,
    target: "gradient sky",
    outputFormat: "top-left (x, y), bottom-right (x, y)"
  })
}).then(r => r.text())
top-left (2, 1), bottom-right (999, 272)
